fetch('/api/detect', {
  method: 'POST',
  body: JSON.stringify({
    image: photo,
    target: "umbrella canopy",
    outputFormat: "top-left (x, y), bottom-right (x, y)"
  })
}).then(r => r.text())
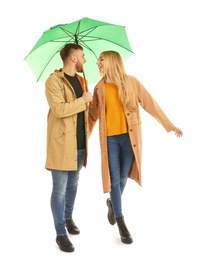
top-left (24, 17), bottom-right (133, 84)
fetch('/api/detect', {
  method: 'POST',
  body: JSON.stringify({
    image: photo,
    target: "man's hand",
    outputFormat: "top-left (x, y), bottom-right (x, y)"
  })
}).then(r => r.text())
top-left (82, 91), bottom-right (93, 103)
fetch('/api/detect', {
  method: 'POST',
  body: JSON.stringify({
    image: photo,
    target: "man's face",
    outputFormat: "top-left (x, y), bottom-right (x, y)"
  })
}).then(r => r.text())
top-left (75, 49), bottom-right (86, 72)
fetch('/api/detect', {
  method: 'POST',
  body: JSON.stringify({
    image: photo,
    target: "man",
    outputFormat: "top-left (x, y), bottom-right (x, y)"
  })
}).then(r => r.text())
top-left (45, 43), bottom-right (92, 253)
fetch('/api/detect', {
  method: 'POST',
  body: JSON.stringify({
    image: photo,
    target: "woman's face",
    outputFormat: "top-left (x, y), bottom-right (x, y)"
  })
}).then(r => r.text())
top-left (96, 54), bottom-right (105, 74)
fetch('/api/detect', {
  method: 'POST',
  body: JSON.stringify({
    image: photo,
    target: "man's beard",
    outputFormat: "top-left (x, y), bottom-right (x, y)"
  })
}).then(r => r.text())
top-left (76, 61), bottom-right (83, 73)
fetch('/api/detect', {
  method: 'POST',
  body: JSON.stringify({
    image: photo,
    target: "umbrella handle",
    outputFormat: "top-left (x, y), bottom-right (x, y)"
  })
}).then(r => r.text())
top-left (82, 70), bottom-right (88, 92)
top-left (82, 70), bottom-right (93, 106)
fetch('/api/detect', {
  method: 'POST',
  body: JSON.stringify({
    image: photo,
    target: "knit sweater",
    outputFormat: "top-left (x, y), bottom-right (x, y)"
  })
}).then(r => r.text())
top-left (105, 82), bottom-right (128, 136)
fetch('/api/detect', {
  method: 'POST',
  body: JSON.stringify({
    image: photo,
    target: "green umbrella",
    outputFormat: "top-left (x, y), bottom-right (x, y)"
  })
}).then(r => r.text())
top-left (24, 17), bottom-right (133, 84)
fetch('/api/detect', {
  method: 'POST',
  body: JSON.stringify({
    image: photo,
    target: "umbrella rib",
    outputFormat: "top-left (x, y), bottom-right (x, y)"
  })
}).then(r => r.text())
top-left (77, 26), bottom-right (133, 52)
top-left (78, 36), bottom-right (133, 53)
top-left (36, 49), bottom-right (62, 82)
top-left (77, 40), bottom-right (98, 59)
top-left (60, 26), bottom-right (133, 53)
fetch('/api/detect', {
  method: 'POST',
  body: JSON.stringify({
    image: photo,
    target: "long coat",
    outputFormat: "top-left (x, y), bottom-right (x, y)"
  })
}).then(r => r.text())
top-left (45, 70), bottom-right (89, 171)
top-left (88, 76), bottom-right (175, 193)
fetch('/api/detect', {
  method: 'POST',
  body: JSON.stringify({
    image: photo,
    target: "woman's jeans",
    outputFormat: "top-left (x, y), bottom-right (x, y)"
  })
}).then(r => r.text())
top-left (107, 133), bottom-right (134, 217)
top-left (51, 149), bottom-right (86, 236)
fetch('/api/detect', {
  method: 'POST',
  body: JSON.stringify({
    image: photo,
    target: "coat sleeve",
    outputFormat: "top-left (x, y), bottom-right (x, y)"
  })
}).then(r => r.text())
top-left (45, 74), bottom-right (86, 119)
top-left (88, 86), bottom-right (99, 136)
top-left (133, 77), bottom-right (175, 132)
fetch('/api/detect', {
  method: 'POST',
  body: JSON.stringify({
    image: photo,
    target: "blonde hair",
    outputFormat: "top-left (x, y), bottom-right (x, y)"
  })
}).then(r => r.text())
top-left (101, 51), bottom-right (137, 111)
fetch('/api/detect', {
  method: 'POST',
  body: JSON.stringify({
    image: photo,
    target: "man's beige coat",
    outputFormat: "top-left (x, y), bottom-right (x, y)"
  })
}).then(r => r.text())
top-left (88, 76), bottom-right (175, 193)
top-left (45, 70), bottom-right (89, 171)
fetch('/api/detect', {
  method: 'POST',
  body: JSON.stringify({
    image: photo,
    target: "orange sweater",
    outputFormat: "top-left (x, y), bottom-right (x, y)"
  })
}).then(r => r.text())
top-left (105, 82), bottom-right (128, 136)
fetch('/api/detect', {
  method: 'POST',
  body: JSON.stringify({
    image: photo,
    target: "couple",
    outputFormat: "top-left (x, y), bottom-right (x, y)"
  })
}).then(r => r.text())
top-left (45, 43), bottom-right (183, 253)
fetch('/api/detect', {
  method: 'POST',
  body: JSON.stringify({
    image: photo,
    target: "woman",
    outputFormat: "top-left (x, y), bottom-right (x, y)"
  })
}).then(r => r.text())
top-left (88, 50), bottom-right (183, 244)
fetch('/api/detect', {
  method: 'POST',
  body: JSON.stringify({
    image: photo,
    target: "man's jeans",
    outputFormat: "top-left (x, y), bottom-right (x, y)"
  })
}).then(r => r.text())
top-left (107, 133), bottom-right (134, 217)
top-left (51, 149), bottom-right (86, 236)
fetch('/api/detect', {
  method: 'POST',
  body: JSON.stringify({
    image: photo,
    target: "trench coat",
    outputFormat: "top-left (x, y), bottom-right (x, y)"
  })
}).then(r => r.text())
top-left (88, 76), bottom-right (175, 193)
top-left (45, 70), bottom-right (89, 171)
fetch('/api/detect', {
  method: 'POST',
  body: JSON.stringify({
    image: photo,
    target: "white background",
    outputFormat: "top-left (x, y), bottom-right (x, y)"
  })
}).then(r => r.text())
top-left (1, 0), bottom-right (210, 259)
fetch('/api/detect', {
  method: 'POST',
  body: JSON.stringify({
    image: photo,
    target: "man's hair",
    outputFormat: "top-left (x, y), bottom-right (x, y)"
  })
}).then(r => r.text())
top-left (60, 43), bottom-right (83, 62)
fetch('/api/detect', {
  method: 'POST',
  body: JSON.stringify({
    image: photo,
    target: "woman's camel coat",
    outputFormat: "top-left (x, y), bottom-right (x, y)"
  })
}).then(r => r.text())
top-left (88, 76), bottom-right (175, 193)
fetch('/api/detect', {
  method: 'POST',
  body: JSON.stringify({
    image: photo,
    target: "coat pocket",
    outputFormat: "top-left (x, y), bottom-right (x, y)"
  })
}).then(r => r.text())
top-left (55, 126), bottom-right (73, 138)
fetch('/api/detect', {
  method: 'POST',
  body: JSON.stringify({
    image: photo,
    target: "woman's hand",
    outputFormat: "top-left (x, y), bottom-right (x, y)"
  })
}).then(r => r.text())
top-left (173, 127), bottom-right (183, 138)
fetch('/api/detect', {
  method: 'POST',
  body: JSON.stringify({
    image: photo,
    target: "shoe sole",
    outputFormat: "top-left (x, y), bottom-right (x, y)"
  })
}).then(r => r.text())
top-left (121, 235), bottom-right (133, 244)
top-left (56, 239), bottom-right (75, 252)
top-left (67, 229), bottom-right (80, 235)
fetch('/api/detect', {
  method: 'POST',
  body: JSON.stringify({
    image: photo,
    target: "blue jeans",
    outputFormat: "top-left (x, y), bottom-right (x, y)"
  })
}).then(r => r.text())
top-left (107, 133), bottom-right (134, 217)
top-left (50, 149), bottom-right (86, 236)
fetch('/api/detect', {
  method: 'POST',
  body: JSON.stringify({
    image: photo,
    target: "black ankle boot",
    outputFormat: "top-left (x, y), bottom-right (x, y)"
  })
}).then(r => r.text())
top-left (66, 219), bottom-right (80, 234)
top-left (106, 198), bottom-right (116, 225)
top-left (56, 235), bottom-right (75, 252)
top-left (116, 216), bottom-right (133, 244)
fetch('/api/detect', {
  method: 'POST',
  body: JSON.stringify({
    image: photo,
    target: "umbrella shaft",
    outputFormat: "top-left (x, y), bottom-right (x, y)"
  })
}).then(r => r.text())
top-left (75, 34), bottom-right (78, 44)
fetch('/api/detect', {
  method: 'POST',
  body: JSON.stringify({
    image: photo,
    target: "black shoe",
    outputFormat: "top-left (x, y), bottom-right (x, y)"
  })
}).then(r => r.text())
top-left (106, 198), bottom-right (116, 225)
top-left (116, 216), bottom-right (133, 244)
top-left (56, 235), bottom-right (75, 252)
top-left (66, 219), bottom-right (80, 234)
